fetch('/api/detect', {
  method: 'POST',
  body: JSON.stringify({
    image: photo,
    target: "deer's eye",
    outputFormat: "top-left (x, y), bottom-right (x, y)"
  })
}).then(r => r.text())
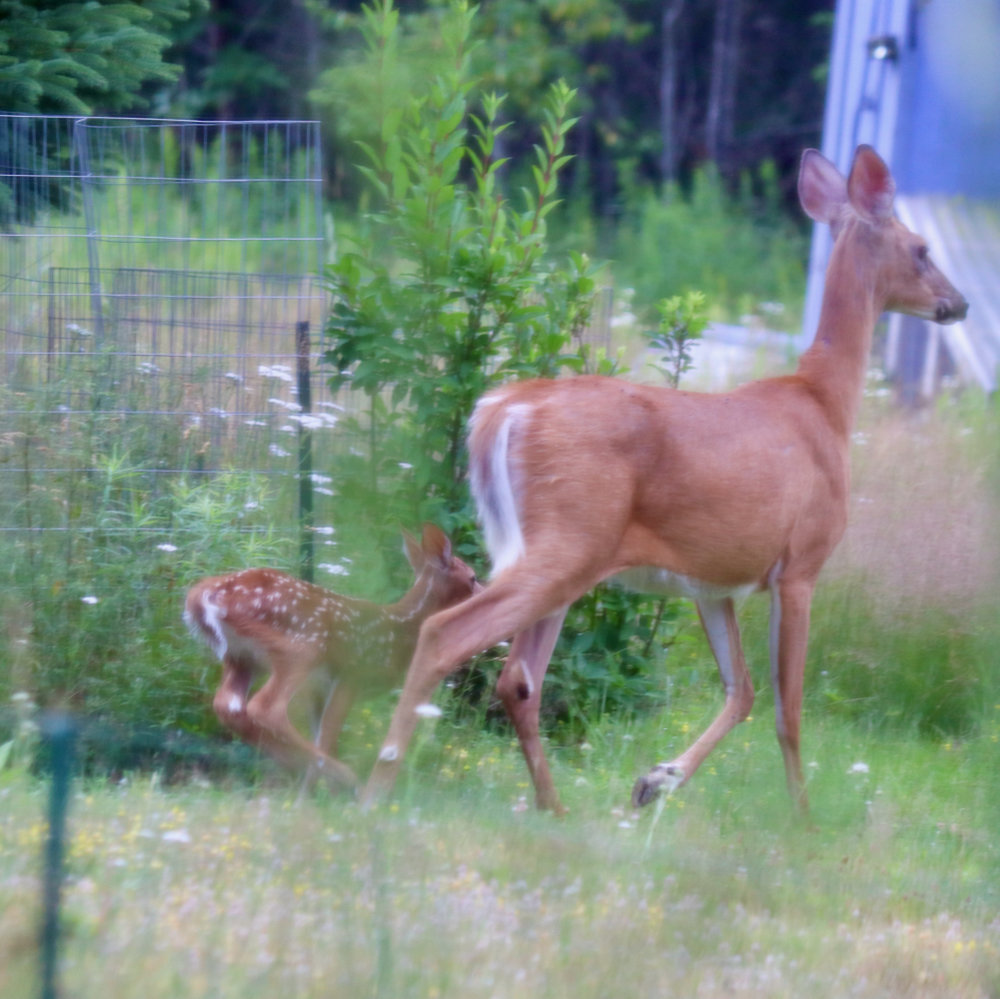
top-left (915, 244), bottom-right (929, 264)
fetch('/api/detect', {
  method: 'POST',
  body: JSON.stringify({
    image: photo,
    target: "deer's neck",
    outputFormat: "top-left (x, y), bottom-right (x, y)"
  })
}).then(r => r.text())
top-left (388, 572), bottom-right (435, 627)
top-left (796, 229), bottom-right (881, 439)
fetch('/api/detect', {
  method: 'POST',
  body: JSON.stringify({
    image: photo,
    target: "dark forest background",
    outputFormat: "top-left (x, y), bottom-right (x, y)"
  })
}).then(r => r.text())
top-left (0, 0), bottom-right (834, 216)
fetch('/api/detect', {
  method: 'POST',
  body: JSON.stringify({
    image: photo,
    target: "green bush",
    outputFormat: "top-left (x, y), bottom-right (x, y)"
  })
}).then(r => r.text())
top-left (317, 0), bottom-right (690, 730)
top-left (320, 0), bottom-right (610, 575)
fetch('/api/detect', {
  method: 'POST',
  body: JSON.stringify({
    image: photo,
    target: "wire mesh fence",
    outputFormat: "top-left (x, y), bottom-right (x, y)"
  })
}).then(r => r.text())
top-left (0, 113), bottom-right (350, 525)
top-left (0, 112), bottom-right (617, 737)
top-left (0, 115), bottom-right (371, 708)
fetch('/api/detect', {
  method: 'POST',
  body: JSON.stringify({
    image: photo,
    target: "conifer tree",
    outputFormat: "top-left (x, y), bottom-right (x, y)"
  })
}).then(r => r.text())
top-left (0, 0), bottom-right (203, 114)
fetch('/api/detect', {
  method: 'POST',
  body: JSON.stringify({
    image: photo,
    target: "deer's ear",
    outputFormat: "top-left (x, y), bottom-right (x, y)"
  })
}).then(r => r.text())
top-left (798, 148), bottom-right (847, 224)
top-left (402, 529), bottom-right (423, 570)
top-left (847, 144), bottom-right (895, 222)
top-left (421, 523), bottom-right (452, 567)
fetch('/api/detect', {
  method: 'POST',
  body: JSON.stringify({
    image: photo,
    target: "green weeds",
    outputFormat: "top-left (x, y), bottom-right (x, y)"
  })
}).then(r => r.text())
top-left (613, 160), bottom-right (808, 326)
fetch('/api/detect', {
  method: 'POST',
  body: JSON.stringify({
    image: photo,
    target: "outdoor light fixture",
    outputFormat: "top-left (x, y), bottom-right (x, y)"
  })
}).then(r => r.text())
top-left (867, 34), bottom-right (899, 61)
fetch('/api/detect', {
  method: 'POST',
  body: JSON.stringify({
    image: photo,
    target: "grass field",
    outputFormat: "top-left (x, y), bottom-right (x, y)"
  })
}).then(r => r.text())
top-left (2, 700), bottom-right (999, 999)
top-left (2, 398), bottom-right (998, 999)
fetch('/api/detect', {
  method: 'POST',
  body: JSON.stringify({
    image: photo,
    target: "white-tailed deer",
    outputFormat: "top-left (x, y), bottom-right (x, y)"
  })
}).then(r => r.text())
top-left (184, 523), bottom-right (478, 792)
top-left (361, 145), bottom-right (968, 815)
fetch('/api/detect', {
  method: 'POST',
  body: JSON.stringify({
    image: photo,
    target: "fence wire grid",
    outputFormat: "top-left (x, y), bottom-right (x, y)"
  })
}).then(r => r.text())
top-left (0, 115), bottom-right (361, 629)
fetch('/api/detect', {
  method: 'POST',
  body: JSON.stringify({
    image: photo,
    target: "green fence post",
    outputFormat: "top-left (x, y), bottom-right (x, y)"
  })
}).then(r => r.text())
top-left (296, 320), bottom-right (315, 583)
top-left (40, 713), bottom-right (76, 999)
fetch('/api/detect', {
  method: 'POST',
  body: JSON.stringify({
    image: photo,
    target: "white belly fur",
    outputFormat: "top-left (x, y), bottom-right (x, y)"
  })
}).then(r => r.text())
top-left (611, 566), bottom-right (757, 603)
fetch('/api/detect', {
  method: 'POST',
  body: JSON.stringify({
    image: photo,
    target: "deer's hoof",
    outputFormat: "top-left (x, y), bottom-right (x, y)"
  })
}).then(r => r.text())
top-left (631, 763), bottom-right (685, 808)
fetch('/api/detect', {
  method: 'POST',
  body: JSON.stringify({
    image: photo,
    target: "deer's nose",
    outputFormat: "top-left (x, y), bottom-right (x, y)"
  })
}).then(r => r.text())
top-left (936, 296), bottom-right (968, 323)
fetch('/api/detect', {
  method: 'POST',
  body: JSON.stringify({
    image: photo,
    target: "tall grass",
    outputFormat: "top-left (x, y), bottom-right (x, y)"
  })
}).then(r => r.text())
top-left (612, 161), bottom-right (808, 327)
top-left (0, 389), bottom-right (997, 998)
top-left (810, 392), bottom-right (1000, 738)
top-left (1, 702), bottom-right (998, 999)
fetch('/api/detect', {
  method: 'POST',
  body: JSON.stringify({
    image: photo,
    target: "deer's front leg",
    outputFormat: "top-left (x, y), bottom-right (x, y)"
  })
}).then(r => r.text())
top-left (633, 596), bottom-right (754, 806)
top-left (313, 677), bottom-right (356, 759)
top-left (770, 577), bottom-right (814, 813)
top-left (300, 678), bottom-right (358, 797)
top-left (360, 615), bottom-right (466, 809)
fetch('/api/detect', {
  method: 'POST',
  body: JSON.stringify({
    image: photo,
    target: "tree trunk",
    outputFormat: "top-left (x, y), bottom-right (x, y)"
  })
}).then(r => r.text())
top-left (705, 0), bottom-right (743, 177)
top-left (659, 0), bottom-right (686, 184)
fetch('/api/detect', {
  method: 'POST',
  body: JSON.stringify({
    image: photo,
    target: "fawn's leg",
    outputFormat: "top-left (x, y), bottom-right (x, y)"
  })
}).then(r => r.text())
top-left (213, 658), bottom-right (256, 741)
top-left (244, 663), bottom-right (358, 792)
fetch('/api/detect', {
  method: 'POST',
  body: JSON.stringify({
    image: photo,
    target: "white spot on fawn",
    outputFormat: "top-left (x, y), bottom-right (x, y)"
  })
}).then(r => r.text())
top-left (378, 744), bottom-right (399, 763)
top-left (414, 703), bottom-right (443, 719)
top-left (228, 694), bottom-right (243, 714)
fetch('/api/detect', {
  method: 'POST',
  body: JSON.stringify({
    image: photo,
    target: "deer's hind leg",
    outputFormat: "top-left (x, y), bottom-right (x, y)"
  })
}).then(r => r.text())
top-left (213, 657), bottom-right (257, 742)
top-left (633, 595), bottom-right (754, 806)
top-left (362, 557), bottom-right (605, 810)
top-left (496, 608), bottom-right (569, 813)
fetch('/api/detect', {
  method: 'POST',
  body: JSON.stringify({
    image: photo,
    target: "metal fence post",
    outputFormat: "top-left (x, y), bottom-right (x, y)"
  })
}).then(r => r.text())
top-left (40, 713), bottom-right (76, 999)
top-left (297, 320), bottom-right (315, 583)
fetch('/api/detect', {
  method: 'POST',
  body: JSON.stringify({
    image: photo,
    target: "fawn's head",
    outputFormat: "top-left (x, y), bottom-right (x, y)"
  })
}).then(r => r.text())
top-left (402, 523), bottom-right (480, 611)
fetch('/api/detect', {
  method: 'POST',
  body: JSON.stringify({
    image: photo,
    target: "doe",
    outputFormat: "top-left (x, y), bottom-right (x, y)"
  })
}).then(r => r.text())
top-left (361, 145), bottom-right (968, 815)
top-left (184, 523), bottom-right (478, 792)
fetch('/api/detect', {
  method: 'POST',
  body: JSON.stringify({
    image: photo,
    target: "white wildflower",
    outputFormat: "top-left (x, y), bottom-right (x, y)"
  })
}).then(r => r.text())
top-left (258, 364), bottom-right (294, 383)
top-left (267, 397), bottom-right (302, 412)
top-left (318, 563), bottom-right (350, 577)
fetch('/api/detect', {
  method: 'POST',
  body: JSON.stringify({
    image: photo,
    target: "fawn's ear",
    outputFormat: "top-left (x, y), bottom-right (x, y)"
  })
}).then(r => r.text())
top-left (798, 148), bottom-right (847, 225)
top-left (421, 522), bottom-right (452, 567)
top-left (402, 529), bottom-right (423, 571)
top-left (846, 144), bottom-right (895, 223)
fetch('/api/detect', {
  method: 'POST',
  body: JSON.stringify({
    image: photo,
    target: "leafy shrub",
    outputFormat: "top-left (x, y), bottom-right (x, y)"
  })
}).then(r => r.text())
top-left (320, 0), bottom-right (610, 576)
top-left (317, 0), bottom-right (692, 731)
